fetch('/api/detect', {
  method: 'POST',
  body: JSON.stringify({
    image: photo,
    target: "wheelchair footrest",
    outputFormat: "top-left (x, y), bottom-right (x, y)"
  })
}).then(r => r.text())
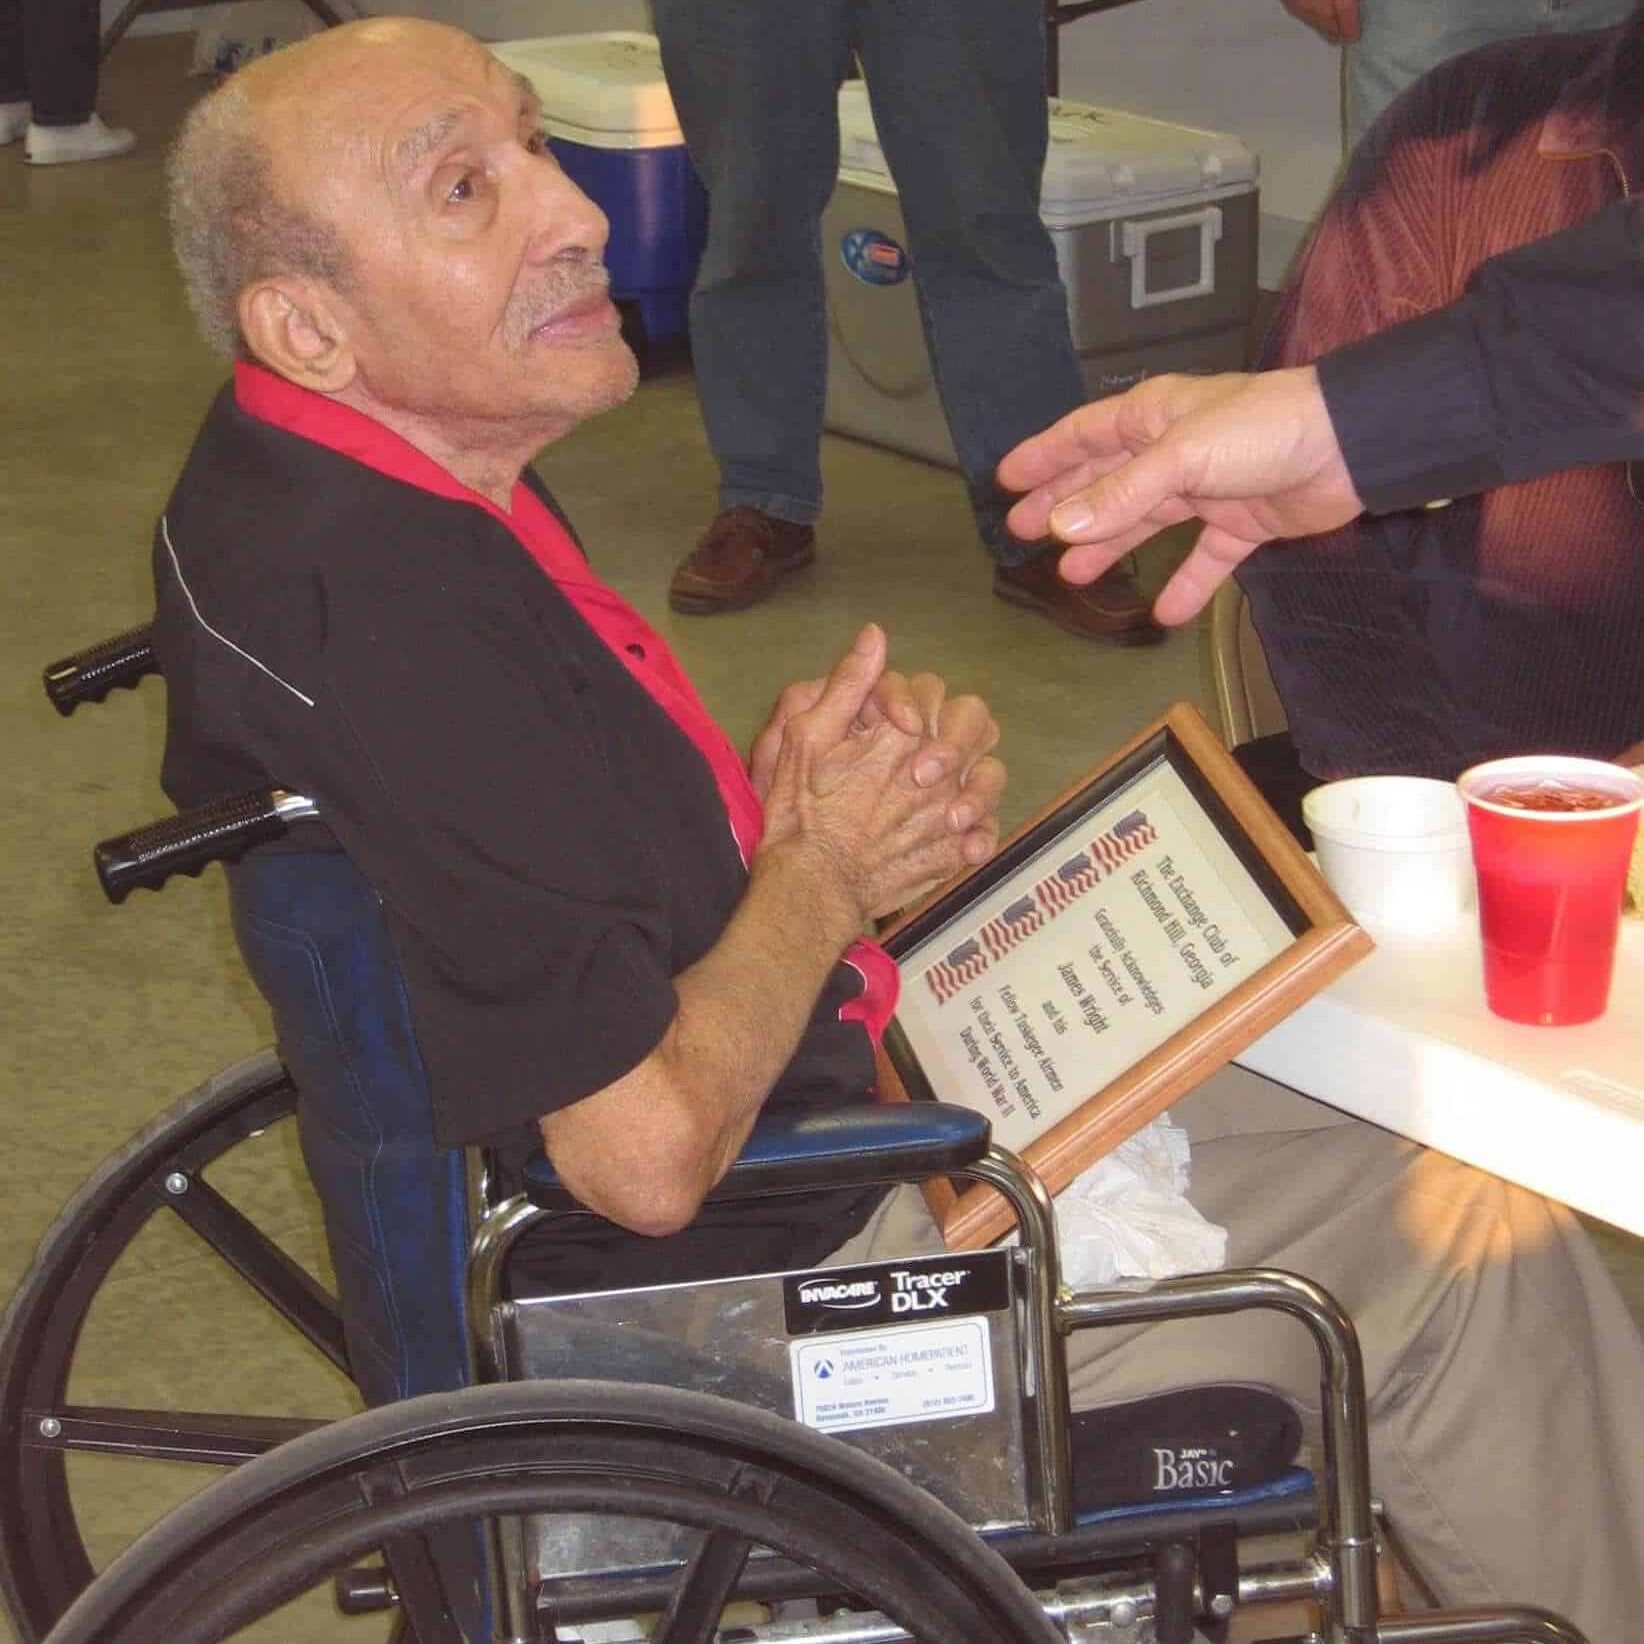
top-left (1069, 1385), bottom-right (1302, 1514)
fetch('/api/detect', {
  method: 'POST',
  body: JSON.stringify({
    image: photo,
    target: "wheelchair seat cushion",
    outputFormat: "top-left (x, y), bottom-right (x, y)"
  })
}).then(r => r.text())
top-left (1068, 1385), bottom-right (1302, 1512)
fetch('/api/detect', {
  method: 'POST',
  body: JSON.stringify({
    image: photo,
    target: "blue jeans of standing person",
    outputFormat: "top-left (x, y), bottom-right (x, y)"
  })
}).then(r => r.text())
top-left (1346, 0), bottom-right (1634, 149)
top-left (0, 0), bottom-right (98, 124)
top-left (651, 0), bottom-right (1086, 565)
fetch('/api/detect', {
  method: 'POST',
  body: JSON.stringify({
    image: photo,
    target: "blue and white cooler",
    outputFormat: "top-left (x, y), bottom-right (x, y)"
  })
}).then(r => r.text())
top-left (491, 32), bottom-right (706, 348)
top-left (823, 83), bottom-right (1260, 468)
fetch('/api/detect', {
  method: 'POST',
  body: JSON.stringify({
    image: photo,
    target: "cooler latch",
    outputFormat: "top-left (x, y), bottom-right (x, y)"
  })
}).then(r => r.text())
top-left (1117, 205), bottom-right (1224, 310)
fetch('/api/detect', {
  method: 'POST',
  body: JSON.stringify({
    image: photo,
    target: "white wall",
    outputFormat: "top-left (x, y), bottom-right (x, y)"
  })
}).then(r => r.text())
top-left (118, 0), bottom-right (1341, 287)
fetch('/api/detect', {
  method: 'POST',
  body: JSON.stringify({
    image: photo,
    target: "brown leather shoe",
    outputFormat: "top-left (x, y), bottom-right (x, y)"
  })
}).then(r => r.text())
top-left (668, 507), bottom-right (817, 613)
top-left (993, 549), bottom-right (1166, 645)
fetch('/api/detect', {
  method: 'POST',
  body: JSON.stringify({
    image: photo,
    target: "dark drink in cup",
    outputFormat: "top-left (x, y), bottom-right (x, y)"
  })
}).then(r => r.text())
top-left (1475, 783), bottom-right (1618, 814)
top-left (1457, 757), bottom-right (1644, 1026)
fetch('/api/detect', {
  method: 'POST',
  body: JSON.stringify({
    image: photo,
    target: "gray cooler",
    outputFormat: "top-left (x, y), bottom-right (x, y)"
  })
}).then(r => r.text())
top-left (823, 86), bottom-right (1260, 469)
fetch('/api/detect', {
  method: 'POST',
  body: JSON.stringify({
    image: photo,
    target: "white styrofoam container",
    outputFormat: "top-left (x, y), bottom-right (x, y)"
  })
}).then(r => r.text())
top-left (490, 32), bottom-right (684, 151)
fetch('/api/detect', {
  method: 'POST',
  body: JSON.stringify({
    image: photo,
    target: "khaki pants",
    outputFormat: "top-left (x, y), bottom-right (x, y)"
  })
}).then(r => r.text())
top-left (830, 1065), bottom-right (1644, 1644)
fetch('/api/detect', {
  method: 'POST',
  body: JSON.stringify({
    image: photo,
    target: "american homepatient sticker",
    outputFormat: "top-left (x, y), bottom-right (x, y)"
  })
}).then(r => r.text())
top-left (783, 1253), bottom-right (1008, 1435)
top-left (789, 1316), bottom-right (996, 1435)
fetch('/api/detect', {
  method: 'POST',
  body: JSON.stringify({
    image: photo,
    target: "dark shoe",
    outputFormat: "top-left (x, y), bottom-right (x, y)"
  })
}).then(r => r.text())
top-left (668, 507), bottom-right (817, 613)
top-left (993, 549), bottom-right (1166, 645)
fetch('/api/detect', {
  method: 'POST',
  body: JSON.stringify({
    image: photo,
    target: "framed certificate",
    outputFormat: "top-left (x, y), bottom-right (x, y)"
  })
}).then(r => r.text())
top-left (876, 702), bottom-right (1372, 1249)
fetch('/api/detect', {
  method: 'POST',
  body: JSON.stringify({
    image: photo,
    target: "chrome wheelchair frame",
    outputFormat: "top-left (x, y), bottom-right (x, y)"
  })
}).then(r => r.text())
top-left (0, 628), bottom-right (1591, 1644)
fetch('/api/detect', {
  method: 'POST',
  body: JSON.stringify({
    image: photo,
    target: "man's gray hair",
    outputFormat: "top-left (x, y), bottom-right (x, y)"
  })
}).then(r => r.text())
top-left (167, 77), bottom-right (352, 359)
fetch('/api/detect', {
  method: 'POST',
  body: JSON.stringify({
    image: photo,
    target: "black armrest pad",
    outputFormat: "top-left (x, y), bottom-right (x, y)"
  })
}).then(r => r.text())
top-left (521, 1102), bottom-right (989, 1212)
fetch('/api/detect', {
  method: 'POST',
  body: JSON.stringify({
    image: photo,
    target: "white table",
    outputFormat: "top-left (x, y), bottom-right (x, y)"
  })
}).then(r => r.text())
top-left (1235, 920), bottom-right (1644, 1237)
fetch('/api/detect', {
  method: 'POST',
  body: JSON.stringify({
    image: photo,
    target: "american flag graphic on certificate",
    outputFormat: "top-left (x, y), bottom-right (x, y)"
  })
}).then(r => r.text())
top-left (920, 809), bottom-right (1158, 1004)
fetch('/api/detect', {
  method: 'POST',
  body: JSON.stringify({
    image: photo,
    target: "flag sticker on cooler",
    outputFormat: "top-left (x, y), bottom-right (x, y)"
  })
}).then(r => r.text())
top-left (920, 809), bottom-right (1157, 1004)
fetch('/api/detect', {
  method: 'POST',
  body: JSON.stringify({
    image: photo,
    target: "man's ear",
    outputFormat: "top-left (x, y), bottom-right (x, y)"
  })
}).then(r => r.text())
top-left (238, 278), bottom-right (357, 392)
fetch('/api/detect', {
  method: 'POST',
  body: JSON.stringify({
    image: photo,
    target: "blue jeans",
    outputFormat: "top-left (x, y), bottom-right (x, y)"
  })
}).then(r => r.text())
top-left (229, 852), bottom-right (490, 1639)
top-left (1346, 0), bottom-right (1634, 148)
top-left (651, 0), bottom-right (1085, 561)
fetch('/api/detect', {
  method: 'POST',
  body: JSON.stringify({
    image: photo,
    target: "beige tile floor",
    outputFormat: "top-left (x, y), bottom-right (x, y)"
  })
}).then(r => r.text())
top-left (1, 32), bottom-right (1638, 1644)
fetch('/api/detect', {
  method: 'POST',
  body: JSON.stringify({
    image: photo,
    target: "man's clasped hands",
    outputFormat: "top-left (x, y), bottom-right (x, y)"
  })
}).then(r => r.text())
top-left (750, 623), bottom-right (1007, 927)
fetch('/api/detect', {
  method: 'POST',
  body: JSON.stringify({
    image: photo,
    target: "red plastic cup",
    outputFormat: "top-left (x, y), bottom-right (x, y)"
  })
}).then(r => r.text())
top-left (1457, 756), bottom-right (1644, 1026)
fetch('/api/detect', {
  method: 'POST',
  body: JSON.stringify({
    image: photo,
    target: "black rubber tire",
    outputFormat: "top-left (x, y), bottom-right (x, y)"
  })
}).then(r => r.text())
top-left (40, 1380), bottom-right (1068, 1644)
top-left (0, 1050), bottom-right (344, 1642)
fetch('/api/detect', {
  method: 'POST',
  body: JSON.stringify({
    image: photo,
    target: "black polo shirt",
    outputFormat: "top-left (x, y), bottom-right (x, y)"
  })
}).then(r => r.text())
top-left (154, 369), bottom-right (889, 1289)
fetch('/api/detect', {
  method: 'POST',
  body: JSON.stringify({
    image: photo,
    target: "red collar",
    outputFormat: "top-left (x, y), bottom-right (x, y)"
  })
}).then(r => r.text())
top-left (233, 361), bottom-right (592, 582)
top-left (235, 361), bottom-right (477, 506)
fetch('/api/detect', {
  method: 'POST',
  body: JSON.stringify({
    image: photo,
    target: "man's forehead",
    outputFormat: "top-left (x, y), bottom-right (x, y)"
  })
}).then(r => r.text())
top-left (389, 63), bottom-right (540, 181)
top-left (253, 30), bottom-right (531, 156)
top-left (248, 42), bottom-right (540, 232)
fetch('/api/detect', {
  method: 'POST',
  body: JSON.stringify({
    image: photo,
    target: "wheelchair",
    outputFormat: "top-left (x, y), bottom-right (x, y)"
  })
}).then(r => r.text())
top-left (0, 630), bottom-right (1591, 1644)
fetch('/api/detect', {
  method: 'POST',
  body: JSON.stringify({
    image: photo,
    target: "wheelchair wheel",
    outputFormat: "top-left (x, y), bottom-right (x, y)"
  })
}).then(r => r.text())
top-left (0, 1049), bottom-right (351, 1642)
top-left (42, 1380), bottom-right (1068, 1644)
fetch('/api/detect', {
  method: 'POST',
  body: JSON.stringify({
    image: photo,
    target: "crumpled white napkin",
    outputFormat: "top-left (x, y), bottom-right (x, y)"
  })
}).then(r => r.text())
top-left (1048, 1111), bottom-right (1228, 1287)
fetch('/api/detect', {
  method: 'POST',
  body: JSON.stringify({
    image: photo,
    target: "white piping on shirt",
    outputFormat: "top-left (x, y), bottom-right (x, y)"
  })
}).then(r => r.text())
top-left (160, 514), bottom-right (316, 708)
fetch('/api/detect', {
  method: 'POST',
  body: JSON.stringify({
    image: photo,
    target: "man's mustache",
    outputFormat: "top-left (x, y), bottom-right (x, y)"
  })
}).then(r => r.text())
top-left (506, 264), bottom-right (614, 340)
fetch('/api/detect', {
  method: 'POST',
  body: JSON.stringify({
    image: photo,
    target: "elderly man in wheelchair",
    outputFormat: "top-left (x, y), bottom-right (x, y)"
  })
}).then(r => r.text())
top-left (12, 16), bottom-right (1643, 1644)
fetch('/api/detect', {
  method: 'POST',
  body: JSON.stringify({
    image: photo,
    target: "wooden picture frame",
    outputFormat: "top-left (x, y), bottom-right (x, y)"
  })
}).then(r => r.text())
top-left (876, 701), bottom-right (1372, 1249)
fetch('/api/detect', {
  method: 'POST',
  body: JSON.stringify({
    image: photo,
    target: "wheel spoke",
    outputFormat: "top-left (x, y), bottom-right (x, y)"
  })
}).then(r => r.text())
top-left (357, 1457), bottom-right (475, 1644)
top-left (652, 1465), bottom-right (772, 1644)
top-left (159, 1171), bottom-right (348, 1371)
top-left (376, 1535), bottom-right (470, 1644)
top-left (25, 1406), bottom-right (322, 1466)
top-left (653, 1524), bottom-right (759, 1644)
top-left (0, 1054), bottom-right (345, 1643)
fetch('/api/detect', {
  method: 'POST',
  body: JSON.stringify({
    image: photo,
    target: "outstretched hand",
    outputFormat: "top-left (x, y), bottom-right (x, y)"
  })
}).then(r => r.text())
top-left (996, 367), bottom-right (1365, 625)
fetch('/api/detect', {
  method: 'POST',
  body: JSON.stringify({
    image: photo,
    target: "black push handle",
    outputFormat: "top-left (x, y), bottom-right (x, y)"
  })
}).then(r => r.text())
top-left (43, 625), bottom-right (158, 716)
top-left (95, 788), bottom-right (315, 904)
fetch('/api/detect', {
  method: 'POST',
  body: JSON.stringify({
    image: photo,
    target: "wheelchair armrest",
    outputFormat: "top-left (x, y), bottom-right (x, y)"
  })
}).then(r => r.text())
top-left (521, 1102), bottom-right (989, 1211)
top-left (42, 624), bottom-right (158, 715)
